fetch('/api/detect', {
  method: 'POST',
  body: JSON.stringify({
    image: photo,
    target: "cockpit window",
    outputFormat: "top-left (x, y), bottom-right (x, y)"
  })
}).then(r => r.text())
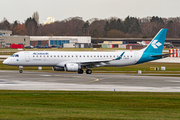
top-left (15, 54), bottom-right (19, 57)
top-left (11, 54), bottom-right (19, 57)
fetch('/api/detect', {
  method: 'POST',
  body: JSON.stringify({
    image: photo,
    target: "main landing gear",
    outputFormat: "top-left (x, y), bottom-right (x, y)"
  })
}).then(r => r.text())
top-left (19, 66), bottom-right (23, 73)
top-left (86, 69), bottom-right (92, 74)
top-left (78, 69), bottom-right (83, 74)
top-left (78, 69), bottom-right (92, 74)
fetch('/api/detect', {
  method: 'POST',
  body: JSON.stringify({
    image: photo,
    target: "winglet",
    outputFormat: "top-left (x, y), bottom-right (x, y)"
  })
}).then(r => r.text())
top-left (115, 52), bottom-right (125, 60)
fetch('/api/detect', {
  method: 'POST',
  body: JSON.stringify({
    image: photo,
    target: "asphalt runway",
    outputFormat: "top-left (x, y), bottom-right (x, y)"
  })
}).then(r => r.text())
top-left (0, 70), bottom-right (180, 92)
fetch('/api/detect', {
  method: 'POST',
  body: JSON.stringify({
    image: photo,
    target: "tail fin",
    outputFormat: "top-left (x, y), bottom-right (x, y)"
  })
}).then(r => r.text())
top-left (143, 29), bottom-right (167, 54)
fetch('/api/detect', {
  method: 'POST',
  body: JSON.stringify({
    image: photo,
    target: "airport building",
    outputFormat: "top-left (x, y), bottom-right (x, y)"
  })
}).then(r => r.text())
top-left (30, 36), bottom-right (92, 48)
top-left (99, 41), bottom-right (127, 48)
top-left (0, 30), bottom-right (30, 48)
top-left (0, 30), bottom-right (92, 48)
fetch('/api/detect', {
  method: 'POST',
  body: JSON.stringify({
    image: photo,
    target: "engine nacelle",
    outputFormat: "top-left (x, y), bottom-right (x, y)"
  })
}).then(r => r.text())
top-left (52, 66), bottom-right (65, 71)
top-left (65, 63), bottom-right (79, 71)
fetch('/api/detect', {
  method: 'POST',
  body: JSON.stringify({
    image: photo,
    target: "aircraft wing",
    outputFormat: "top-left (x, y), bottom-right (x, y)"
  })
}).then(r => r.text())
top-left (56, 52), bottom-right (125, 68)
top-left (56, 59), bottom-right (114, 67)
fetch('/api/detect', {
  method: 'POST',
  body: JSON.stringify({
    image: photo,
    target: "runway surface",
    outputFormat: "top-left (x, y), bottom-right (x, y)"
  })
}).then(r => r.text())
top-left (0, 70), bottom-right (180, 92)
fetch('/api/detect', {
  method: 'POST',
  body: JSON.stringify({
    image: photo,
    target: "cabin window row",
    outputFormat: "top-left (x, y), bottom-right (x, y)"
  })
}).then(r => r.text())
top-left (33, 55), bottom-right (133, 58)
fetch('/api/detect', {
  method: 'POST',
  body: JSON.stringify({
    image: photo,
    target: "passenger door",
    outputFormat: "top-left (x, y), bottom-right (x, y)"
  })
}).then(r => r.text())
top-left (25, 52), bottom-right (30, 62)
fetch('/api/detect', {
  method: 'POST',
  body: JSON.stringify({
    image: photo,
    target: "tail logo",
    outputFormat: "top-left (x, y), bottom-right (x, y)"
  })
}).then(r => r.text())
top-left (151, 40), bottom-right (162, 49)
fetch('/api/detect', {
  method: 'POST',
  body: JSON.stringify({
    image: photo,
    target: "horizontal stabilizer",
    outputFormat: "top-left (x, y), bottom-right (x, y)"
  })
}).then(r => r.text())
top-left (151, 53), bottom-right (175, 57)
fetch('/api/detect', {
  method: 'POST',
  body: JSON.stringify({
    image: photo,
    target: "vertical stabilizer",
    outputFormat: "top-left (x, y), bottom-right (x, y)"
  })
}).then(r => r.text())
top-left (137, 29), bottom-right (167, 64)
top-left (143, 29), bottom-right (167, 54)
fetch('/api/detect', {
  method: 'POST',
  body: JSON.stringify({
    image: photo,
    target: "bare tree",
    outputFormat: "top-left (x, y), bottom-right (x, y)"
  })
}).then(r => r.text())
top-left (32, 11), bottom-right (39, 25)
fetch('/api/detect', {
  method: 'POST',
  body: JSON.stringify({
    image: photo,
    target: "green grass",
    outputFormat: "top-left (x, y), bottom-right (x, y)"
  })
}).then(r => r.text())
top-left (0, 51), bottom-right (15, 55)
top-left (0, 91), bottom-right (180, 120)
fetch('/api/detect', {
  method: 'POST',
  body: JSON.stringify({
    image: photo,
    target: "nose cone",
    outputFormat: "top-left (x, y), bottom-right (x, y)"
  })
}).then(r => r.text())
top-left (3, 59), bottom-right (9, 65)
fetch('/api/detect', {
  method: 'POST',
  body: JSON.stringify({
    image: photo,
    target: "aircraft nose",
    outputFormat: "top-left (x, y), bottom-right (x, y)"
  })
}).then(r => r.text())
top-left (3, 59), bottom-right (9, 65)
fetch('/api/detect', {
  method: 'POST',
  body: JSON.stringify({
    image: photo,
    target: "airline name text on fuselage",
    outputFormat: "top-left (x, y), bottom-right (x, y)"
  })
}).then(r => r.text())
top-left (33, 52), bottom-right (49, 55)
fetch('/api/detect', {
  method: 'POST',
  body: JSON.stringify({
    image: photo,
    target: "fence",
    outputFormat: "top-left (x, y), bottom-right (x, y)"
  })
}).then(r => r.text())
top-left (169, 49), bottom-right (180, 57)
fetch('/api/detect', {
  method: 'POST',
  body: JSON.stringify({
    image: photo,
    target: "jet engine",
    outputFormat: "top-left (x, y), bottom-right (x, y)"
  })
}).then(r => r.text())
top-left (65, 63), bottom-right (79, 71)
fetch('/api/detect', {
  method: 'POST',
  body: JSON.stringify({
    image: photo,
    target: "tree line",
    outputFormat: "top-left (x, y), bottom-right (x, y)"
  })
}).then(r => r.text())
top-left (0, 12), bottom-right (180, 38)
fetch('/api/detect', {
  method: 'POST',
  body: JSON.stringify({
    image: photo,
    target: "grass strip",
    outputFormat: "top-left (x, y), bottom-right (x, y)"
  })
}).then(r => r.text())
top-left (0, 91), bottom-right (180, 120)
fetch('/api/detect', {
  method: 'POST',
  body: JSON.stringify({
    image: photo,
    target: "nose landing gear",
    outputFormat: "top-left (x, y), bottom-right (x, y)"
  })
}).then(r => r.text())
top-left (19, 66), bottom-right (23, 73)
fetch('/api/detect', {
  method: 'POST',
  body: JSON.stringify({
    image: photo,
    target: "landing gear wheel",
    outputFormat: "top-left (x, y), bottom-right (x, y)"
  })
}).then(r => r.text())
top-left (78, 69), bottom-right (84, 74)
top-left (19, 69), bottom-right (23, 73)
top-left (19, 66), bottom-right (23, 73)
top-left (86, 69), bottom-right (92, 74)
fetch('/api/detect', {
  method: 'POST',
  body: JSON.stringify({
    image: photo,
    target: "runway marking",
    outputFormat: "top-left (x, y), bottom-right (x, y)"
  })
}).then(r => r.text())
top-left (40, 75), bottom-right (52, 77)
top-left (77, 79), bottom-right (99, 84)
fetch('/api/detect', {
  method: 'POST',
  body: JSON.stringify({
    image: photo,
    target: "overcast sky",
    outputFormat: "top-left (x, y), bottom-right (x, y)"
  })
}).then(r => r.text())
top-left (0, 0), bottom-right (180, 23)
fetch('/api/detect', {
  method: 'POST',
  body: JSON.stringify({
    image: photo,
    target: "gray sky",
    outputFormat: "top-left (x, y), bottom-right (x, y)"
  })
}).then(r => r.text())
top-left (0, 0), bottom-right (179, 23)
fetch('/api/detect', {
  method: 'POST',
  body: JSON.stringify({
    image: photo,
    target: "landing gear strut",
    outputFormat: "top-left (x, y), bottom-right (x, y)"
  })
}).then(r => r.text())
top-left (78, 69), bottom-right (84, 74)
top-left (86, 69), bottom-right (92, 74)
top-left (19, 66), bottom-right (23, 73)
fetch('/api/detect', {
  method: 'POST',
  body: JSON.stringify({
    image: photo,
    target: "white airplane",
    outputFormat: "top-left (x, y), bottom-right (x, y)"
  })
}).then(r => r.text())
top-left (3, 29), bottom-right (170, 74)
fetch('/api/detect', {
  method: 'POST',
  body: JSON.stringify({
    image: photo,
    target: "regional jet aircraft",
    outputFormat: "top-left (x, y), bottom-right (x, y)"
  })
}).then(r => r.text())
top-left (3, 29), bottom-right (170, 74)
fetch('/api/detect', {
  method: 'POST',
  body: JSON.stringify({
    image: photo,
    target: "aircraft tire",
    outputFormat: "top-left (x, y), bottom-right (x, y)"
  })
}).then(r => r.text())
top-left (78, 69), bottom-right (83, 74)
top-left (19, 70), bottom-right (23, 73)
top-left (86, 69), bottom-right (92, 74)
